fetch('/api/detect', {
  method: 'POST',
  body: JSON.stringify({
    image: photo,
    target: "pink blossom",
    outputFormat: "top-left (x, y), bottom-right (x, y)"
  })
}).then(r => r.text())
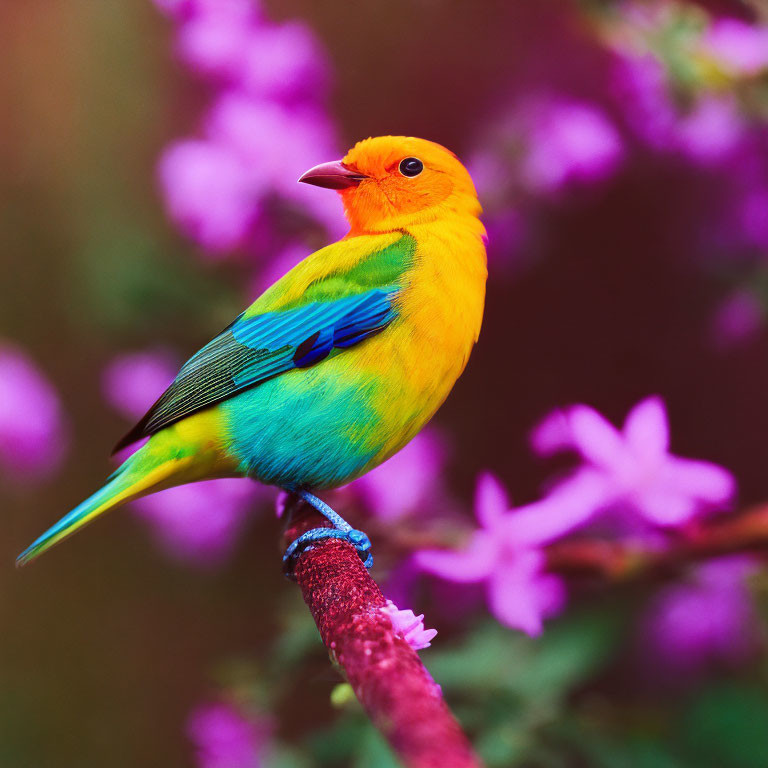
top-left (520, 100), bottom-right (624, 193)
top-left (102, 350), bottom-right (177, 420)
top-left (153, 0), bottom-right (345, 259)
top-left (611, 53), bottom-right (678, 150)
top-left (702, 19), bottom-right (768, 77)
top-left (158, 140), bottom-right (258, 255)
top-left (173, 5), bottom-right (328, 104)
top-left (173, 0), bottom-right (261, 78)
top-left (204, 93), bottom-right (344, 236)
top-left (416, 473), bottom-right (589, 636)
top-left (187, 700), bottom-right (268, 768)
top-left (675, 97), bottom-right (745, 164)
top-left (640, 557), bottom-right (760, 675)
top-left (0, 344), bottom-right (67, 480)
top-left (381, 600), bottom-right (438, 651)
top-left (531, 397), bottom-right (735, 527)
top-left (350, 430), bottom-right (447, 521)
top-left (238, 22), bottom-right (328, 102)
top-left (133, 479), bottom-right (261, 566)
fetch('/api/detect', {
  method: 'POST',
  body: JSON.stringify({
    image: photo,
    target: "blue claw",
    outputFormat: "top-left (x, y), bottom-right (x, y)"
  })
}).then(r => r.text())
top-left (282, 491), bottom-right (373, 578)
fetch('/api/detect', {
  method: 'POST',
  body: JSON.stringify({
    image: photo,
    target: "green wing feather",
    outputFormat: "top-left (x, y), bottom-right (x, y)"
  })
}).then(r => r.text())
top-left (113, 234), bottom-right (415, 453)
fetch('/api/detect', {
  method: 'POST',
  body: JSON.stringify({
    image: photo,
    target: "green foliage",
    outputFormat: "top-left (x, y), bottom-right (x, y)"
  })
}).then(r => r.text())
top-left (423, 609), bottom-right (622, 766)
top-left (679, 682), bottom-right (768, 768)
top-left (290, 609), bottom-right (623, 768)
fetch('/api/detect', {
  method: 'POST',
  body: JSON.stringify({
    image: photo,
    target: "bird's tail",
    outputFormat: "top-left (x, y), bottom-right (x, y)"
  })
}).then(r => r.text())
top-left (16, 444), bottom-right (189, 567)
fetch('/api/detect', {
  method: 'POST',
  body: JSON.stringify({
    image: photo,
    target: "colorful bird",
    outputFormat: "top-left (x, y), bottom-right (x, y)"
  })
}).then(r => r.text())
top-left (17, 136), bottom-right (487, 567)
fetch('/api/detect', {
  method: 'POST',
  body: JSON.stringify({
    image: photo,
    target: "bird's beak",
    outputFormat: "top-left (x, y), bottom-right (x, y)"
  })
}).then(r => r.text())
top-left (298, 160), bottom-right (368, 190)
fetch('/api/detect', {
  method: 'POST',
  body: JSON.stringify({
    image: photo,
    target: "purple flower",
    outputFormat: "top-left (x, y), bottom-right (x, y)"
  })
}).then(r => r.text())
top-left (237, 22), bottom-right (328, 102)
top-left (702, 19), bottom-right (768, 77)
top-left (381, 600), bottom-right (438, 651)
top-left (102, 350), bottom-right (177, 420)
top-left (531, 397), bottom-right (735, 527)
top-left (158, 140), bottom-right (258, 255)
top-left (174, 1), bottom-right (260, 77)
top-left (154, 0), bottom-right (344, 260)
top-left (611, 53), bottom-right (678, 150)
top-left (640, 557), bottom-right (759, 675)
top-left (520, 100), bottom-right (624, 193)
top-left (132, 479), bottom-right (261, 566)
top-left (187, 700), bottom-right (268, 768)
top-left (416, 473), bottom-right (590, 636)
top-left (350, 430), bottom-right (447, 521)
top-left (0, 343), bottom-right (67, 480)
top-left (674, 96), bottom-right (745, 164)
top-left (204, 93), bottom-right (344, 236)
top-left (176, 11), bottom-right (328, 105)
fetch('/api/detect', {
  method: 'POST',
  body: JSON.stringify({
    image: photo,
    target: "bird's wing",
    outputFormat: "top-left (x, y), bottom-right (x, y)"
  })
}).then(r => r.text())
top-left (113, 286), bottom-right (400, 453)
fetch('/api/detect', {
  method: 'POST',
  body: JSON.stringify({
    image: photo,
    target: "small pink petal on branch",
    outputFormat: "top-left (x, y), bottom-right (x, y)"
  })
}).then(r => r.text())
top-left (381, 600), bottom-right (438, 651)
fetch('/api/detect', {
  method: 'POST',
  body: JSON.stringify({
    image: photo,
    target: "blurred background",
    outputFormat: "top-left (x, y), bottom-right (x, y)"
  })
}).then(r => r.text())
top-left (4, 0), bottom-right (768, 765)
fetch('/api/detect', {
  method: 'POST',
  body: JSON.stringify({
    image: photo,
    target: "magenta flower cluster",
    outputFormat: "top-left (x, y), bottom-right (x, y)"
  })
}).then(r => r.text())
top-left (418, 397), bottom-right (736, 638)
top-left (471, 4), bottom-right (768, 311)
top-left (530, 396), bottom-right (734, 528)
top-left (0, 343), bottom-right (67, 481)
top-left (640, 556), bottom-right (760, 675)
top-left (153, 0), bottom-right (344, 259)
top-left (187, 700), bottom-right (268, 768)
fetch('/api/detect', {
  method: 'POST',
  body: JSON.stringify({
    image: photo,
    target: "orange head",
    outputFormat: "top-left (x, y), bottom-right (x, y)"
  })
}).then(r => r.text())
top-left (299, 136), bottom-right (481, 233)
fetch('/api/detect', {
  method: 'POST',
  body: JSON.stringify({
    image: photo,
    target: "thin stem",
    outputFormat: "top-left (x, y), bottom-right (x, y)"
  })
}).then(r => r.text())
top-left (545, 504), bottom-right (768, 580)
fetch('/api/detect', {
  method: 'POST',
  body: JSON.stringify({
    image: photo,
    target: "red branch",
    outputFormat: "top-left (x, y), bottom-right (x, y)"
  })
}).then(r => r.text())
top-left (281, 497), bottom-right (482, 768)
top-left (545, 504), bottom-right (768, 580)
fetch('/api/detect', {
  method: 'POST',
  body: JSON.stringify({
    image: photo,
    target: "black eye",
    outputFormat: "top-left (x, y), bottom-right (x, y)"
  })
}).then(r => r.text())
top-left (399, 157), bottom-right (424, 177)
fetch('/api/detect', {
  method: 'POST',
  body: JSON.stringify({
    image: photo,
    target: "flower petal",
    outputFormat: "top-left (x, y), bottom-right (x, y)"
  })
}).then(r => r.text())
top-left (633, 487), bottom-right (697, 526)
top-left (624, 395), bottom-right (669, 460)
top-left (354, 430), bottom-right (446, 521)
top-left (415, 532), bottom-right (496, 583)
top-left (381, 600), bottom-right (438, 651)
top-left (475, 472), bottom-right (510, 528)
top-left (487, 550), bottom-right (565, 636)
top-left (568, 405), bottom-right (626, 470)
top-left (530, 409), bottom-right (573, 456)
top-left (502, 469), bottom-right (609, 546)
top-left (663, 456), bottom-right (735, 506)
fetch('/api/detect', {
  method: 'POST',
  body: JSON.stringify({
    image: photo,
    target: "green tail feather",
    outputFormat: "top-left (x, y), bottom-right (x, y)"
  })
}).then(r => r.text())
top-left (16, 449), bottom-right (174, 567)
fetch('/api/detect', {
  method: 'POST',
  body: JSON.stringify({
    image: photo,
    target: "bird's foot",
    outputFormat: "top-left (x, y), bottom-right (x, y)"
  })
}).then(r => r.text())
top-left (282, 490), bottom-right (373, 579)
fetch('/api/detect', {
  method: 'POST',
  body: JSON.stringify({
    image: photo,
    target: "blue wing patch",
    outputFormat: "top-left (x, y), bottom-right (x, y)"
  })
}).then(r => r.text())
top-left (113, 287), bottom-right (399, 452)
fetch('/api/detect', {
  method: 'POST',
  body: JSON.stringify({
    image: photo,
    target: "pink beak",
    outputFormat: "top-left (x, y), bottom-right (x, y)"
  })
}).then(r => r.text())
top-left (298, 160), bottom-right (368, 190)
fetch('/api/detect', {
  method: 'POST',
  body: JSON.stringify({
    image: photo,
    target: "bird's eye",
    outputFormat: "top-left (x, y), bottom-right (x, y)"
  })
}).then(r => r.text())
top-left (399, 157), bottom-right (424, 177)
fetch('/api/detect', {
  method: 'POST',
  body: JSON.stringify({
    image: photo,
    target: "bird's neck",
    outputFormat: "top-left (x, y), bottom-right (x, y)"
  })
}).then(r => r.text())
top-left (406, 209), bottom-right (487, 281)
top-left (345, 191), bottom-right (484, 239)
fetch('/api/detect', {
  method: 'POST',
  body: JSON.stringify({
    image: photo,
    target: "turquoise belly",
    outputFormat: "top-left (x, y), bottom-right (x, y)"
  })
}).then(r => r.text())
top-left (220, 365), bottom-right (386, 490)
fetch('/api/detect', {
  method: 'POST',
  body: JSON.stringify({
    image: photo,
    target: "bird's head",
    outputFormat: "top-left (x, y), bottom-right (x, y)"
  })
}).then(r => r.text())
top-left (299, 136), bottom-right (481, 233)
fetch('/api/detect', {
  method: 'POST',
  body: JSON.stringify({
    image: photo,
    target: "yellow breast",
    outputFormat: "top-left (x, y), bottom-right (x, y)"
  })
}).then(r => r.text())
top-left (356, 213), bottom-right (488, 462)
